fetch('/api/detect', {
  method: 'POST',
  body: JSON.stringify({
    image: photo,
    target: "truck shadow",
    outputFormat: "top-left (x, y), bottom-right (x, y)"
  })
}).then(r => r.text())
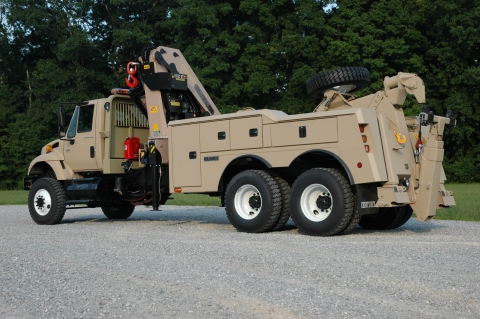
top-left (351, 219), bottom-right (447, 235)
top-left (61, 208), bottom-right (232, 226)
top-left (62, 211), bottom-right (447, 235)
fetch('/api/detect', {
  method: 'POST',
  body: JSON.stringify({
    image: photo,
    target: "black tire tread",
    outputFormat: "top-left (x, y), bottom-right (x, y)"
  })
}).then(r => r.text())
top-left (290, 168), bottom-right (354, 236)
top-left (306, 66), bottom-right (370, 98)
top-left (101, 204), bottom-right (135, 219)
top-left (268, 171), bottom-right (291, 231)
top-left (225, 169), bottom-right (282, 233)
top-left (341, 194), bottom-right (360, 234)
top-left (390, 205), bottom-right (414, 229)
top-left (28, 177), bottom-right (66, 225)
top-left (359, 206), bottom-right (407, 230)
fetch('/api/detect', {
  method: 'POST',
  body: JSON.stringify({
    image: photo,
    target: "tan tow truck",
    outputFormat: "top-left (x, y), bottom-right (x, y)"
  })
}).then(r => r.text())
top-left (24, 46), bottom-right (456, 236)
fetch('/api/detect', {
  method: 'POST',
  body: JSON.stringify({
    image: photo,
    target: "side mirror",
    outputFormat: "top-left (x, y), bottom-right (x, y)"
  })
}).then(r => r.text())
top-left (59, 107), bottom-right (66, 127)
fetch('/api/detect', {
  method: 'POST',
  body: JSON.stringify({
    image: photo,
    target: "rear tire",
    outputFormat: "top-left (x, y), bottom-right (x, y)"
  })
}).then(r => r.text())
top-left (358, 206), bottom-right (407, 230)
top-left (101, 204), bottom-right (135, 219)
top-left (341, 194), bottom-right (360, 234)
top-left (290, 168), bottom-right (354, 236)
top-left (390, 205), bottom-right (413, 229)
top-left (28, 177), bottom-right (66, 225)
top-left (225, 170), bottom-right (282, 233)
top-left (269, 171), bottom-right (291, 231)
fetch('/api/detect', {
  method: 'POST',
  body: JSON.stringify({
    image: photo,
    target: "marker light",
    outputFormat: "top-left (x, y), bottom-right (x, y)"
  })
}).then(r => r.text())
top-left (111, 88), bottom-right (131, 95)
top-left (174, 188), bottom-right (182, 193)
top-left (46, 145), bottom-right (53, 153)
top-left (357, 162), bottom-right (363, 168)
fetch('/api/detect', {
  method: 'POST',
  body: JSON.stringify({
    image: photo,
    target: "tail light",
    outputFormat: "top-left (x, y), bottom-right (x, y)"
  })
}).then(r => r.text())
top-left (364, 145), bottom-right (370, 152)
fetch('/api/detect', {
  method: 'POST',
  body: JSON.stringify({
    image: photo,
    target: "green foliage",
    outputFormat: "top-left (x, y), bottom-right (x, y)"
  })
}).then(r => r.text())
top-left (0, 0), bottom-right (479, 188)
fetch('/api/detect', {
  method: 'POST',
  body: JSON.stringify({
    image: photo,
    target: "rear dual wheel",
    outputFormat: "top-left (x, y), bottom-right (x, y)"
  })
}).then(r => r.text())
top-left (225, 170), bottom-right (282, 233)
top-left (359, 205), bottom-right (413, 230)
top-left (290, 168), bottom-right (354, 236)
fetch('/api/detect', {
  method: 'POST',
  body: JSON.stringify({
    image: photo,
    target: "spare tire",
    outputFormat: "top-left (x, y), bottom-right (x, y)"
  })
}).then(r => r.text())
top-left (306, 66), bottom-right (371, 98)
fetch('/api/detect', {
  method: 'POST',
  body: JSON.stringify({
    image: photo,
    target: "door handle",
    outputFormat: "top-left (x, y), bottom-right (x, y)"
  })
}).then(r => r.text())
top-left (90, 146), bottom-right (95, 158)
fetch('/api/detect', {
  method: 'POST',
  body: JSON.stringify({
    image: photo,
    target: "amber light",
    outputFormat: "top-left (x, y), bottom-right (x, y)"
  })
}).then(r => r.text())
top-left (364, 145), bottom-right (370, 152)
top-left (46, 145), bottom-right (53, 153)
top-left (362, 135), bottom-right (367, 143)
top-left (174, 187), bottom-right (182, 193)
top-left (111, 88), bottom-right (130, 95)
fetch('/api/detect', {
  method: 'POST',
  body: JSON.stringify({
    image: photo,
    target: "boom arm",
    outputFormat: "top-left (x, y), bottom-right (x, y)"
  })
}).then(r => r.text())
top-left (135, 46), bottom-right (220, 139)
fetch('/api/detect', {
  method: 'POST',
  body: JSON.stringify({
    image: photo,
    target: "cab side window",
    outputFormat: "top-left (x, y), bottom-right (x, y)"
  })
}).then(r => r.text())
top-left (78, 105), bottom-right (94, 133)
top-left (66, 107), bottom-right (79, 139)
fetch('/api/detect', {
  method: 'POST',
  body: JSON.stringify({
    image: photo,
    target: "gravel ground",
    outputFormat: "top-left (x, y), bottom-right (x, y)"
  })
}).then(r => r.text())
top-left (0, 205), bottom-right (479, 319)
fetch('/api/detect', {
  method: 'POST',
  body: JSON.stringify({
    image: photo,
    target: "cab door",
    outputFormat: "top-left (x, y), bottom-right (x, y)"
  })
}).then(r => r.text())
top-left (64, 104), bottom-right (98, 171)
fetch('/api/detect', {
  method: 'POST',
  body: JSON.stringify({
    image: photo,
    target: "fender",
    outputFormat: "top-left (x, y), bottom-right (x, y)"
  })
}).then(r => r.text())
top-left (28, 150), bottom-right (74, 180)
top-left (289, 149), bottom-right (355, 185)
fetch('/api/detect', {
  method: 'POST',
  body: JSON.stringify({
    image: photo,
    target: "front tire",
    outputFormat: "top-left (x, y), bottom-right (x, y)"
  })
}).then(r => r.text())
top-left (290, 168), bottom-right (354, 236)
top-left (101, 204), bottom-right (135, 219)
top-left (28, 177), bottom-right (66, 225)
top-left (225, 170), bottom-right (282, 233)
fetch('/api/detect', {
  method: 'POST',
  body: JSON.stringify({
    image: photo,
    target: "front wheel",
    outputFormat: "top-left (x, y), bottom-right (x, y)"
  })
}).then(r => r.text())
top-left (290, 168), bottom-right (354, 236)
top-left (28, 177), bottom-right (66, 225)
top-left (101, 204), bottom-right (135, 219)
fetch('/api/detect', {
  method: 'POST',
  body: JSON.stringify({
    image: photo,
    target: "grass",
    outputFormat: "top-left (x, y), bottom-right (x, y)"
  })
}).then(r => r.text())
top-left (431, 183), bottom-right (480, 221)
top-left (0, 190), bottom-right (27, 205)
top-left (1, 184), bottom-right (477, 221)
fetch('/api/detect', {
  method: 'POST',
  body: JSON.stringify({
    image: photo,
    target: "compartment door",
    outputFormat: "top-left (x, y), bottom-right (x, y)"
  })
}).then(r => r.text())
top-left (230, 116), bottom-right (263, 150)
top-left (171, 124), bottom-right (201, 187)
top-left (200, 121), bottom-right (230, 152)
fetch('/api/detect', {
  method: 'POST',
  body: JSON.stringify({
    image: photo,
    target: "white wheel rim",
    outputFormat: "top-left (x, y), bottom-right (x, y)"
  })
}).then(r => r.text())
top-left (33, 189), bottom-right (52, 216)
top-left (234, 184), bottom-right (262, 220)
top-left (300, 184), bottom-right (333, 222)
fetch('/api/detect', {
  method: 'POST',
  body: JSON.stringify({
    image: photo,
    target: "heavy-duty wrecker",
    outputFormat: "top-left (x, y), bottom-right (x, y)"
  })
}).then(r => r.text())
top-left (24, 46), bottom-right (456, 236)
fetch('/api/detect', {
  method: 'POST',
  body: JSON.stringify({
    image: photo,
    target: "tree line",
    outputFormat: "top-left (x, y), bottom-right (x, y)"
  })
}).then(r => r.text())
top-left (0, 0), bottom-right (478, 189)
